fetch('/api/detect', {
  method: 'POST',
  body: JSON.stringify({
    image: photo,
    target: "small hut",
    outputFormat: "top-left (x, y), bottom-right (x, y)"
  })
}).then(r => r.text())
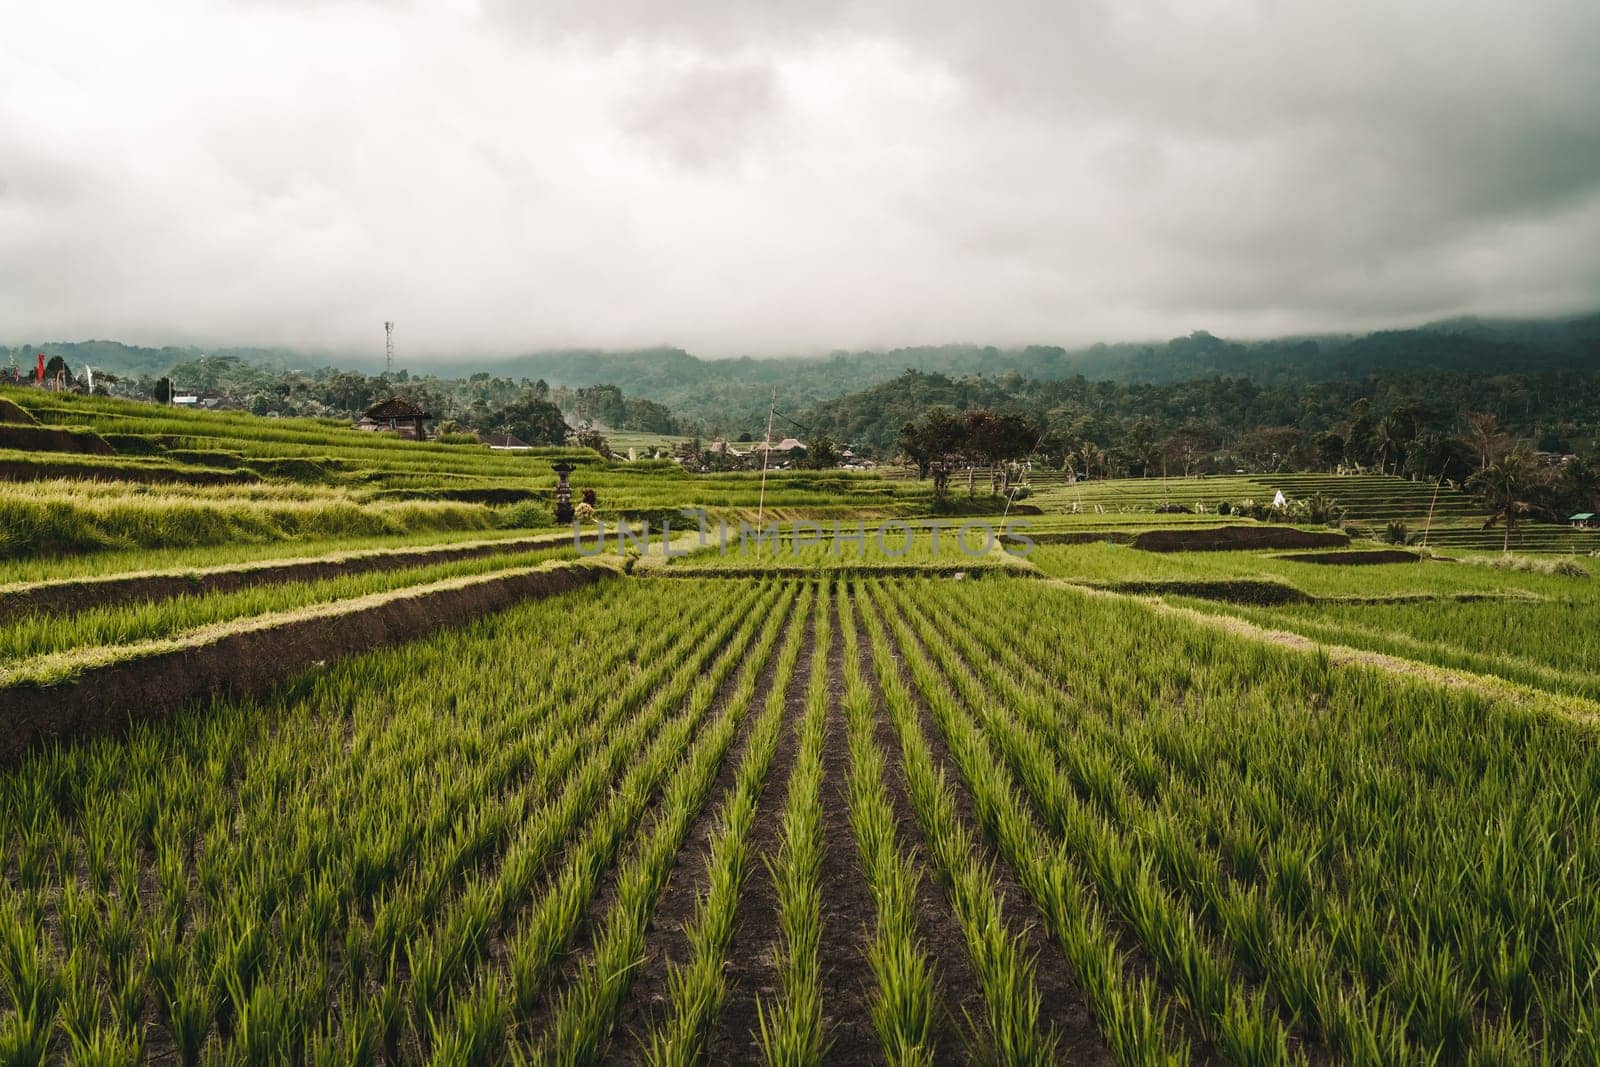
top-left (1570, 513), bottom-right (1596, 529)
top-left (359, 397), bottom-right (431, 441)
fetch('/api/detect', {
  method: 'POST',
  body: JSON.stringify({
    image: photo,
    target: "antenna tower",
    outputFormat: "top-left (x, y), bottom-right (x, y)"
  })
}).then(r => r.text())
top-left (384, 321), bottom-right (395, 376)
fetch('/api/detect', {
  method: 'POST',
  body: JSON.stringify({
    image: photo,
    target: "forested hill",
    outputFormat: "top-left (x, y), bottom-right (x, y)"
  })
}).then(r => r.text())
top-left (0, 340), bottom-right (314, 378)
top-left (799, 366), bottom-right (1600, 462)
top-left (441, 312), bottom-right (1600, 432)
top-left (8, 311), bottom-right (1597, 436)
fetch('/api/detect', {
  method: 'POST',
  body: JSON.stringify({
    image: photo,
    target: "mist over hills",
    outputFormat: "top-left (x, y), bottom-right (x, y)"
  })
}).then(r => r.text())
top-left (6, 312), bottom-right (1597, 435)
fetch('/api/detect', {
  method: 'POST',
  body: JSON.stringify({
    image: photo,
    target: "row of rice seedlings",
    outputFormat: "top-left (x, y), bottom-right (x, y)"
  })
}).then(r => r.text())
top-left (147, 582), bottom-right (745, 1059)
top-left (529, 584), bottom-right (816, 1063)
top-left (886, 581), bottom-right (1317, 1060)
top-left (636, 584), bottom-right (818, 1066)
top-left (0, 579), bottom-right (760, 1060)
top-left (932, 577), bottom-right (1600, 1059)
top-left (447, 586), bottom-right (794, 1057)
top-left (0, 544), bottom-right (579, 665)
top-left (857, 581), bottom-right (1186, 1066)
top-left (352, 582), bottom-right (788, 1055)
top-left (852, 587), bottom-right (1061, 1064)
top-left (1000, 577), bottom-right (1600, 1057)
top-left (275, 579), bottom-right (781, 1059)
top-left (754, 589), bottom-right (833, 1065)
top-left (906, 580), bottom-right (1421, 1059)
top-left (4, 601), bottom-right (601, 1062)
top-left (836, 593), bottom-right (939, 1064)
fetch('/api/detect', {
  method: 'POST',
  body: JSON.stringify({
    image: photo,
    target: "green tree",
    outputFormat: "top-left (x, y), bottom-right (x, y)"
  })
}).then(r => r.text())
top-left (1558, 455), bottom-right (1600, 515)
top-left (1468, 447), bottom-right (1554, 552)
top-left (1372, 414), bottom-right (1407, 475)
top-left (491, 392), bottom-right (569, 446)
top-left (804, 435), bottom-right (841, 469)
top-left (897, 407), bottom-right (967, 500)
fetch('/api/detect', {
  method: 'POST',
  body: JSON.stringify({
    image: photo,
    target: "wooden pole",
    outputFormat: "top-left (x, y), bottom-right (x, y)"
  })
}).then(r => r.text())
top-left (755, 389), bottom-right (776, 558)
top-left (1421, 473), bottom-right (1443, 548)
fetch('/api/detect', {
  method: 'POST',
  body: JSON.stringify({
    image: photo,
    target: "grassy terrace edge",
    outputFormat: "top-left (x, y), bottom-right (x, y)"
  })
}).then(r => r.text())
top-left (0, 558), bottom-right (618, 763)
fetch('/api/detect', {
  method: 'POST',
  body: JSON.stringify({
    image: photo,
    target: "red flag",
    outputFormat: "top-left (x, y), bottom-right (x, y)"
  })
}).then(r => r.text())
top-left (36, 353), bottom-right (44, 383)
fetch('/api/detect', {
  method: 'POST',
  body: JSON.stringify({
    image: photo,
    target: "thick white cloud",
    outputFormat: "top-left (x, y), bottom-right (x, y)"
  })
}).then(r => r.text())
top-left (1, 0), bottom-right (1596, 358)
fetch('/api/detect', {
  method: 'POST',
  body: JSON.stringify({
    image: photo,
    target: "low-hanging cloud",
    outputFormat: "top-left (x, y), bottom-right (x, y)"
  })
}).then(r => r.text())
top-left (1, 0), bottom-right (1597, 359)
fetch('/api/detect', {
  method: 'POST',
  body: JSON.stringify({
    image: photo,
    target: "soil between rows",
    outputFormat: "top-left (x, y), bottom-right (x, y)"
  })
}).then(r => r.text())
top-left (1132, 525), bottom-right (1349, 553)
top-left (844, 591), bottom-right (993, 1058)
top-left (902, 585), bottom-right (1219, 1061)
top-left (703, 601), bottom-right (820, 1062)
top-left (813, 594), bottom-right (882, 1064)
top-left (514, 588), bottom-right (798, 1050)
top-left (865, 588), bottom-right (1115, 1066)
top-left (600, 588), bottom-right (803, 1062)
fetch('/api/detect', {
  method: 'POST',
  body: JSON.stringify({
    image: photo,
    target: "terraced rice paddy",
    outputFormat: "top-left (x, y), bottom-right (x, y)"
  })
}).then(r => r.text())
top-left (1033, 472), bottom-right (1600, 554)
top-left (4, 569), bottom-right (1600, 1063)
top-left (7, 389), bottom-right (1600, 1063)
top-left (0, 388), bottom-right (930, 559)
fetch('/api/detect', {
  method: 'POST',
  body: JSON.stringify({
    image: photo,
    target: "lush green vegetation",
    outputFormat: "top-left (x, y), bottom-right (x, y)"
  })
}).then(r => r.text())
top-left (1031, 472), bottom-right (1600, 554)
top-left (650, 526), bottom-right (1023, 574)
top-left (0, 544), bottom-right (577, 672)
top-left (8, 572), bottom-right (1598, 1061)
top-left (1024, 541), bottom-right (1579, 598)
top-left (0, 527), bottom-right (554, 587)
top-left (1195, 595), bottom-right (1600, 703)
top-left (9, 355), bottom-right (1600, 1063)
top-left (29, 311), bottom-right (1597, 434)
top-left (0, 388), bottom-right (935, 559)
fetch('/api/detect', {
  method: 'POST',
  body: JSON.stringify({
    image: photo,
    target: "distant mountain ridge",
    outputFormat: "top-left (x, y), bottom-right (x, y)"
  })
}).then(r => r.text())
top-left (453, 313), bottom-right (1600, 431)
top-left (7, 311), bottom-right (1597, 434)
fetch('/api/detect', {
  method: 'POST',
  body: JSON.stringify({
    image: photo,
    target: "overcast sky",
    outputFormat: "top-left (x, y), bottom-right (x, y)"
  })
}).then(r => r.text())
top-left (2, 0), bottom-right (1598, 359)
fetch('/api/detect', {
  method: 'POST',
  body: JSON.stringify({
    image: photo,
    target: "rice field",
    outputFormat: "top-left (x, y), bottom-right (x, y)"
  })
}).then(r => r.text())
top-left (1195, 594), bottom-right (1600, 704)
top-left (4, 570), bottom-right (1599, 1063)
top-left (7, 388), bottom-right (1600, 1063)
top-left (0, 389), bottom-right (934, 560)
top-left (0, 543), bottom-right (580, 681)
top-left (1033, 472), bottom-right (1600, 554)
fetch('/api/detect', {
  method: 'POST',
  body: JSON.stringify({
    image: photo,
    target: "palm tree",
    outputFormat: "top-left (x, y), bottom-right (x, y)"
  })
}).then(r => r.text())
top-left (1468, 448), bottom-right (1554, 552)
top-left (1371, 415), bottom-right (1406, 475)
top-left (1462, 411), bottom-right (1504, 472)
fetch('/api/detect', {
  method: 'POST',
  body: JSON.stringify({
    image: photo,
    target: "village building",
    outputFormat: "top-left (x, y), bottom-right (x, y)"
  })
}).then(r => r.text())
top-left (752, 437), bottom-right (808, 465)
top-left (1571, 512), bottom-right (1596, 529)
top-left (172, 390), bottom-right (227, 409)
top-left (358, 396), bottom-right (432, 440)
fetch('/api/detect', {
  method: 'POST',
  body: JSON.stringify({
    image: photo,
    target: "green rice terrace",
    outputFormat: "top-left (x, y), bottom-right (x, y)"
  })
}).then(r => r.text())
top-left (1035, 472), bottom-right (1600, 554)
top-left (4, 387), bottom-right (1600, 1063)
